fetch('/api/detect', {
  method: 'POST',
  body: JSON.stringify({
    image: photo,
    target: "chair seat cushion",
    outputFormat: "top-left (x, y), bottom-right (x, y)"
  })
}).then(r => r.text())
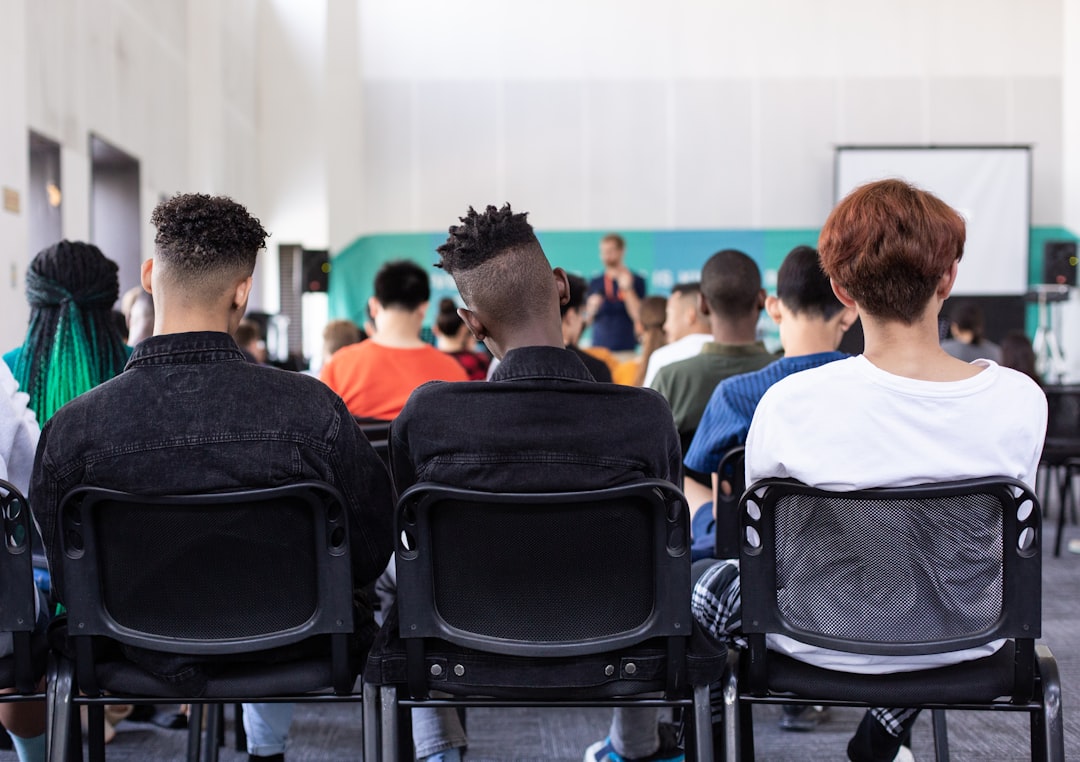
top-left (365, 604), bottom-right (725, 699)
top-left (757, 642), bottom-right (1020, 705)
top-left (94, 656), bottom-right (358, 699)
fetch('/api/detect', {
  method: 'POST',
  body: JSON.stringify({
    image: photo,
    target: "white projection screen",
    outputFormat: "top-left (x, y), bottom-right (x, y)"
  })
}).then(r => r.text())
top-left (835, 146), bottom-right (1031, 295)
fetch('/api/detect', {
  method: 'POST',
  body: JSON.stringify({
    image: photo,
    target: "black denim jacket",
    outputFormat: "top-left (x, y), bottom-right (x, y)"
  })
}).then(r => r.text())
top-left (390, 345), bottom-right (682, 495)
top-left (30, 332), bottom-right (394, 689)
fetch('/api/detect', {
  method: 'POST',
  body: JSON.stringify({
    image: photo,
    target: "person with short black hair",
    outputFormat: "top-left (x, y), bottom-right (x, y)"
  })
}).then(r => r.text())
top-left (562, 274), bottom-right (613, 382)
top-left (691, 179), bottom-right (1047, 762)
top-left (321, 260), bottom-right (467, 419)
top-left (651, 250), bottom-right (775, 509)
top-left (584, 233), bottom-right (646, 352)
top-left (941, 301), bottom-right (1002, 363)
top-left (390, 204), bottom-right (683, 762)
top-left (31, 193), bottom-right (394, 762)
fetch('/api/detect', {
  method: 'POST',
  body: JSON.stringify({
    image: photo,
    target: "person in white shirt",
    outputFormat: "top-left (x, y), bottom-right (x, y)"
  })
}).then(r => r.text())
top-left (643, 282), bottom-right (711, 387)
top-left (0, 363), bottom-right (47, 762)
top-left (691, 178), bottom-right (1047, 762)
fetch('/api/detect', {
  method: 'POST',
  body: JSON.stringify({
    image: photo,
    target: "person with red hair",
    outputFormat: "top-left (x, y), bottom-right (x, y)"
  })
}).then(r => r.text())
top-left (690, 179), bottom-right (1047, 762)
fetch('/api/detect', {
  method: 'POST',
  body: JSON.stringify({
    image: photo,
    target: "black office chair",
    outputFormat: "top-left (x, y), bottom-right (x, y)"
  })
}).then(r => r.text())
top-left (47, 482), bottom-right (363, 762)
top-left (723, 477), bottom-right (1063, 762)
top-left (0, 480), bottom-right (48, 697)
top-left (1041, 385), bottom-right (1080, 556)
top-left (714, 446), bottom-right (746, 560)
top-left (363, 480), bottom-right (726, 761)
top-left (354, 417), bottom-right (392, 468)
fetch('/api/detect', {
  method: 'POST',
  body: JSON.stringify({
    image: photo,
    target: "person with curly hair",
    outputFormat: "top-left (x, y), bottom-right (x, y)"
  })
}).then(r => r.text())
top-left (30, 194), bottom-right (394, 762)
top-left (4, 240), bottom-right (130, 422)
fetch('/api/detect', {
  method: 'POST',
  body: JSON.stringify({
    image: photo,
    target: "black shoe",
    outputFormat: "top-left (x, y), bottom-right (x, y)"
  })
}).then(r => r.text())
top-left (778, 705), bottom-right (830, 732)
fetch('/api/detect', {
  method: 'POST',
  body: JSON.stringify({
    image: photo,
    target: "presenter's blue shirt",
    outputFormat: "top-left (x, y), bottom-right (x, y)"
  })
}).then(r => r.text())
top-left (587, 272), bottom-right (646, 352)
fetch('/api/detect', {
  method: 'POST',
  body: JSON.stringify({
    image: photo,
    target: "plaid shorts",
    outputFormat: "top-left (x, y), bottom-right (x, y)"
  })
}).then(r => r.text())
top-left (692, 559), bottom-right (916, 739)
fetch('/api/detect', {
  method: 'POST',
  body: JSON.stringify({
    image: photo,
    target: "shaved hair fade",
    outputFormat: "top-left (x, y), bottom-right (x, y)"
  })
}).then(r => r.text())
top-left (151, 193), bottom-right (267, 302)
top-left (436, 204), bottom-right (557, 329)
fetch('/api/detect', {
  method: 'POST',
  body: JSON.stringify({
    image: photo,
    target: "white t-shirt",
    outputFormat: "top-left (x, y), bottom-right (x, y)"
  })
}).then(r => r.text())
top-left (0, 363), bottom-right (39, 495)
top-left (644, 333), bottom-right (712, 388)
top-left (745, 356), bottom-right (1047, 674)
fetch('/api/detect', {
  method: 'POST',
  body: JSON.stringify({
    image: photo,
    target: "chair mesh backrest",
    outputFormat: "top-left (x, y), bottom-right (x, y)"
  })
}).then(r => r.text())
top-left (95, 498), bottom-right (319, 640)
top-left (772, 491), bottom-right (1004, 644)
top-left (1045, 387), bottom-right (1080, 441)
top-left (429, 497), bottom-right (655, 642)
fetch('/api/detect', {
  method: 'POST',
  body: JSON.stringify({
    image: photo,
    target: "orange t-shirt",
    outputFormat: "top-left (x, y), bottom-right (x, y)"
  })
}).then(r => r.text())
top-left (320, 340), bottom-right (468, 420)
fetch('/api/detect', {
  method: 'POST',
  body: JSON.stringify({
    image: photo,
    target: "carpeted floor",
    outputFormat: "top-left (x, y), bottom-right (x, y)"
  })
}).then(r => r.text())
top-left (7, 499), bottom-right (1079, 760)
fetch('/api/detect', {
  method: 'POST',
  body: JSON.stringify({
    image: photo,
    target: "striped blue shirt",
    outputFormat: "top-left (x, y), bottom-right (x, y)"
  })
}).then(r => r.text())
top-left (684, 351), bottom-right (848, 474)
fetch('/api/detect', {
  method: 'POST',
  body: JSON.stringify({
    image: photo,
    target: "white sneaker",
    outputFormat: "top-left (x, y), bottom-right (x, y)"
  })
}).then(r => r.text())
top-left (893, 745), bottom-right (915, 762)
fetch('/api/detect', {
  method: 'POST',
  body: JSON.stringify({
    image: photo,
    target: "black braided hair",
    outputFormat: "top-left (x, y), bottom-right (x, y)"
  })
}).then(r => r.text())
top-left (13, 240), bottom-right (128, 421)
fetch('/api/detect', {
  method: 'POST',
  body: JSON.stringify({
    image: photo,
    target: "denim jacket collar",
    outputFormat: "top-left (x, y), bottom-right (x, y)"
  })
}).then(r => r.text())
top-left (127, 331), bottom-right (247, 368)
top-left (490, 345), bottom-right (594, 383)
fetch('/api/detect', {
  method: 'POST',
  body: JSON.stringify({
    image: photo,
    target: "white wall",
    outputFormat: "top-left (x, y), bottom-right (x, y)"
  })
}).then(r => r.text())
top-left (355, 0), bottom-right (1064, 233)
top-left (0, 0), bottom-right (29, 349)
top-left (0, 0), bottom-right (264, 349)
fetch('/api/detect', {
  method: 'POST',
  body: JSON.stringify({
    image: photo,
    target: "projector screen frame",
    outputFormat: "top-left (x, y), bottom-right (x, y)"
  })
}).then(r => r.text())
top-left (833, 144), bottom-right (1032, 296)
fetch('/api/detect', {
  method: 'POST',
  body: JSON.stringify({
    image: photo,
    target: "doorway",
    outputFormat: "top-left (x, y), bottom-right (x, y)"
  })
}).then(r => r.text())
top-left (90, 135), bottom-right (141, 297)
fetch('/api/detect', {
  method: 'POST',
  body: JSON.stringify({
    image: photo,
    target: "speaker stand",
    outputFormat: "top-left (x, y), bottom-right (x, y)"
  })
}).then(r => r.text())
top-left (1031, 285), bottom-right (1070, 383)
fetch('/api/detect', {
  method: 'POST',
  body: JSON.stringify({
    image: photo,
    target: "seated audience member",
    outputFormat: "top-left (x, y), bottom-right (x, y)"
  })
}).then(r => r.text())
top-left (235, 319), bottom-right (269, 364)
top-left (613, 296), bottom-right (668, 386)
top-left (320, 261), bottom-right (467, 419)
top-left (691, 179), bottom-right (1047, 762)
top-left (562, 274), bottom-right (614, 382)
top-left (121, 286), bottom-right (155, 346)
top-left (433, 298), bottom-right (491, 380)
top-left (4, 241), bottom-right (130, 422)
top-left (0, 364), bottom-right (47, 762)
top-left (1000, 330), bottom-right (1040, 385)
top-left (941, 301), bottom-right (1002, 363)
top-left (651, 250), bottom-right (775, 508)
top-left (389, 204), bottom-right (682, 762)
top-left (643, 283), bottom-right (711, 386)
top-left (30, 194), bottom-right (394, 762)
top-left (306, 319), bottom-right (365, 378)
top-left (585, 233), bottom-right (645, 352)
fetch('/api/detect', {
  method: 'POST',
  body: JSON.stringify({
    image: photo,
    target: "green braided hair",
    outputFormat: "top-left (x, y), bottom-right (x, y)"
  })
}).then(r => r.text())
top-left (13, 240), bottom-right (129, 422)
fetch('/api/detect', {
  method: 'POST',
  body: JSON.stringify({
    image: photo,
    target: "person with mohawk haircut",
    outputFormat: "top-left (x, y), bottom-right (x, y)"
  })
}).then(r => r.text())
top-left (387, 204), bottom-right (686, 762)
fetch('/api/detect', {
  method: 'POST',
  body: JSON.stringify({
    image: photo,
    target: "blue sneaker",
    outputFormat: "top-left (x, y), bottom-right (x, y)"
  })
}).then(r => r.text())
top-left (584, 737), bottom-right (684, 762)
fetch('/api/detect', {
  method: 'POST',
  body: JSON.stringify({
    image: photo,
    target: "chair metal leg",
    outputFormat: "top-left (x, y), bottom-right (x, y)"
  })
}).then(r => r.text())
top-left (1036, 645), bottom-right (1065, 762)
top-left (86, 705), bottom-right (105, 762)
top-left (46, 657), bottom-right (73, 762)
top-left (693, 684), bottom-right (714, 762)
top-left (931, 709), bottom-right (950, 762)
top-left (722, 652), bottom-right (740, 762)
top-left (362, 683), bottom-right (380, 762)
top-left (1055, 466), bottom-right (1067, 557)
top-left (202, 704), bottom-right (220, 762)
top-left (233, 703), bottom-right (246, 752)
top-left (380, 686), bottom-right (398, 762)
top-left (186, 704), bottom-right (204, 762)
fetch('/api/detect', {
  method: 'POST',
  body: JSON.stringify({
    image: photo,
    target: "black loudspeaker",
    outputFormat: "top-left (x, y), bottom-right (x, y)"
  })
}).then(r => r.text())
top-left (302, 249), bottom-right (330, 293)
top-left (1043, 241), bottom-right (1078, 287)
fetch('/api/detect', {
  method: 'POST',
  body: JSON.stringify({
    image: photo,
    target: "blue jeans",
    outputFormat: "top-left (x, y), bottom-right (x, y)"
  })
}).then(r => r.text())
top-left (243, 703), bottom-right (294, 757)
